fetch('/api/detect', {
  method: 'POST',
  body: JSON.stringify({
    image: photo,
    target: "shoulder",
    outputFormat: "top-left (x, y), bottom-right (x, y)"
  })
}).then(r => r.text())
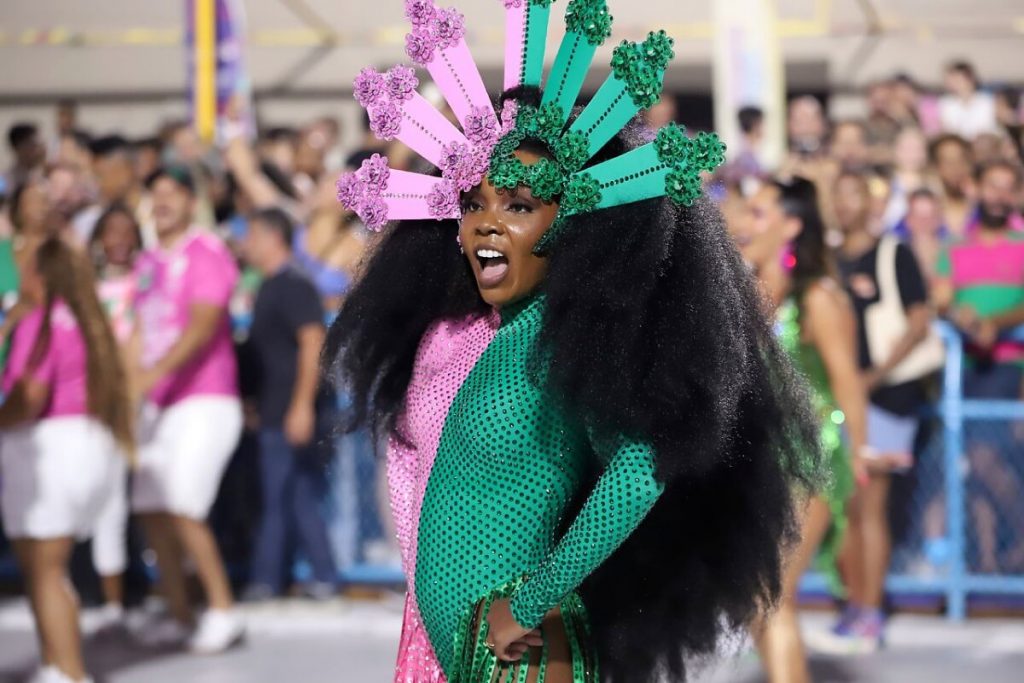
top-left (187, 231), bottom-right (233, 261)
top-left (802, 278), bottom-right (852, 323)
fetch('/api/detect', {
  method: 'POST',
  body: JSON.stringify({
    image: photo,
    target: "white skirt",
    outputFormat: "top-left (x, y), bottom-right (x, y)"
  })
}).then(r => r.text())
top-left (1, 416), bottom-right (120, 540)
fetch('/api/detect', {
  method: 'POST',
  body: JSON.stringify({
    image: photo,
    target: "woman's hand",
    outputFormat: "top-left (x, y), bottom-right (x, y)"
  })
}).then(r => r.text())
top-left (485, 598), bottom-right (543, 662)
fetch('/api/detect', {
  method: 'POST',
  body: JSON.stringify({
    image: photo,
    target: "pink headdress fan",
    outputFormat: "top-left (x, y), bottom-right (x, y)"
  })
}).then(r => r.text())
top-left (337, 0), bottom-right (505, 231)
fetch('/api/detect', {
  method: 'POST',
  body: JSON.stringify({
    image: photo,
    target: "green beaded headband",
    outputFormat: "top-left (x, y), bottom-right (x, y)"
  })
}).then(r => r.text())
top-left (489, 27), bottom-right (725, 253)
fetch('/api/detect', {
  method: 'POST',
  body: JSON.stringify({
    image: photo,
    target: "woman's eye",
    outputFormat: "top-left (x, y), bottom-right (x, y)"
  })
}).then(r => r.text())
top-left (508, 202), bottom-right (533, 214)
top-left (461, 199), bottom-right (482, 213)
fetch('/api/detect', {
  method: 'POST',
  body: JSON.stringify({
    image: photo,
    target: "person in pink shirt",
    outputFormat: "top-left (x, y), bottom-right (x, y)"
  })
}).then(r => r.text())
top-left (128, 166), bottom-right (244, 652)
top-left (0, 238), bottom-right (133, 683)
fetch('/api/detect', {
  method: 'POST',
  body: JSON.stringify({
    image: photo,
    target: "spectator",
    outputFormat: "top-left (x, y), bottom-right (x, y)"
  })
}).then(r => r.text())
top-left (50, 99), bottom-right (79, 160)
top-left (939, 60), bottom-right (998, 139)
top-left (722, 105), bottom-right (765, 184)
top-left (258, 127), bottom-right (299, 179)
top-left (934, 160), bottom-right (1024, 573)
top-left (833, 171), bottom-right (936, 649)
top-left (830, 120), bottom-right (871, 174)
top-left (73, 136), bottom-right (152, 246)
top-left (55, 129), bottom-right (94, 176)
top-left (55, 99), bottom-right (78, 139)
top-left (865, 80), bottom-right (901, 156)
top-left (643, 93), bottom-right (678, 132)
top-left (240, 207), bottom-right (337, 602)
top-left (788, 95), bottom-right (828, 158)
top-left (6, 123), bottom-right (47, 189)
top-left (882, 127), bottom-right (933, 231)
top-left (0, 237), bottom-right (132, 683)
top-left (86, 204), bottom-right (143, 631)
top-left (45, 163), bottom-right (91, 232)
top-left (133, 137), bottom-right (164, 186)
top-left (894, 188), bottom-right (949, 284)
top-left (130, 165), bottom-right (244, 652)
top-left (930, 134), bottom-right (976, 237)
top-left (893, 73), bottom-right (942, 136)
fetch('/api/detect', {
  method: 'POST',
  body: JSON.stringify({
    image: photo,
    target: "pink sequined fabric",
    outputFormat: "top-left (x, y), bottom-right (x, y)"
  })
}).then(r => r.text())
top-left (387, 312), bottom-right (498, 682)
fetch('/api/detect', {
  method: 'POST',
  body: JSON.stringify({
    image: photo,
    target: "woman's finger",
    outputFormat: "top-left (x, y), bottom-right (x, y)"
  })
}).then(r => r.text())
top-left (516, 633), bottom-right (544, 648)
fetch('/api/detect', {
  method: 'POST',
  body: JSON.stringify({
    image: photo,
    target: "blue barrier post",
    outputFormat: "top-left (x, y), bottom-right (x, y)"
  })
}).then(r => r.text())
top-left (937, 322), bottom-right (967, 621)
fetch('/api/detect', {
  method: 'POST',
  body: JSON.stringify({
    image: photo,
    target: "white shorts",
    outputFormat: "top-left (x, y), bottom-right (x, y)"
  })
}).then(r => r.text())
top-left (131, 395), bottom-right (243, 520)
top-left (1, 416), bottom-right (120, 540)
top-left (92, 455), bottom-right (129, 576)
top-left (867, 404), bottom-right (918, 470)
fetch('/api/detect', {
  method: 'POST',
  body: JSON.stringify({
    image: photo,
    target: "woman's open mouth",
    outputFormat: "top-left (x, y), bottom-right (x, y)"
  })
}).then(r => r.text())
top-left (475, 247), bottom-right (510, 288)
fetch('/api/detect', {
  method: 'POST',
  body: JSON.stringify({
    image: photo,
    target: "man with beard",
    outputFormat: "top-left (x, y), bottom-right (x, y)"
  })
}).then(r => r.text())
top-left (935, 159), bottom-right (1024, 574)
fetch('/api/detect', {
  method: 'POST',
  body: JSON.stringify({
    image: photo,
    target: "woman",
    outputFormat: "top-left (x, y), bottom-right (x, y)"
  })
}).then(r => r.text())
top-left (81, 204), bottom-right (144, 630)
top-left (327, 84), bottom-right (825, 681)
top-left (732, 177), bottom-right (868, 682)
top-left (881, 127), bottom-right (934, 231)
top-left (833, 171), bottom-right (933, 649)
top-left (0, 238), bottom-right (134, 683)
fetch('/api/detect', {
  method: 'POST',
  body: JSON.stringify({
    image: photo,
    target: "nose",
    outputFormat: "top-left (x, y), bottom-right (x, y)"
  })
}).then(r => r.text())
top-left (473, 209), bottom-right (505, 238)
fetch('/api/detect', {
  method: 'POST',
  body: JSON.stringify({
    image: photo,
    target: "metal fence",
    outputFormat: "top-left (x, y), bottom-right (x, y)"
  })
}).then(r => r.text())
top-left (1, 321), bottom-right (1022, 621)
top-left (801, 322), bottom-right (1024, 619)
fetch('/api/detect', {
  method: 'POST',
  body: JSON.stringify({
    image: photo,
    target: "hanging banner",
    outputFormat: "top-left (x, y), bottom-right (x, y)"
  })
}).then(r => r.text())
top-left (187, 0), bottom-right (254, 144)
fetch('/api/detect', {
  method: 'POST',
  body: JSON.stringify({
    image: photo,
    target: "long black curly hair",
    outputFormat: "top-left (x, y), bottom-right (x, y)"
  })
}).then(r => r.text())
top-left (324, 87), bottom-right (824, 682)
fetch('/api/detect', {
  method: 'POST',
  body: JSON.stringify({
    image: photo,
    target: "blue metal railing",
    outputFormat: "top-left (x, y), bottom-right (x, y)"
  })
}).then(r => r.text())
top-left (801, 322), bottom-right (1024, 619)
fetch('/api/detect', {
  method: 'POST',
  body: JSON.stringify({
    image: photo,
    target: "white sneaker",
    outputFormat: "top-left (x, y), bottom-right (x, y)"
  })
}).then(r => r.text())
top-left (89, 603), bottom-right (124, 635)
top-left (187, 609), bottom-right (245, 654)
top-left (131, 617), bottom-right (190, 648)
top-left (30, 666), bottom-right (94, 683)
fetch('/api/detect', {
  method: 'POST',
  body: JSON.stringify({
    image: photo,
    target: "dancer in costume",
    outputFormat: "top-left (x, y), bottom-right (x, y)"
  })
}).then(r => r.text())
top-left (327, 1), bottom-right (826, 681)
top-left (731, 177), bottom-right (868, 683)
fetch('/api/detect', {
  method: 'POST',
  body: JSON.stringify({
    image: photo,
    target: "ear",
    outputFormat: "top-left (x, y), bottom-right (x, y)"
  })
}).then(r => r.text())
top-left (782, 214), bottom-right (802, 242)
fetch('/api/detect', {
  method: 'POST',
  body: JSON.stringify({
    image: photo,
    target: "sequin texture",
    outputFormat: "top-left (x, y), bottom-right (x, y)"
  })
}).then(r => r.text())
top-left (415, 294), bottom-right (664, 678)
top-left (387, 314), bottom-right (499, 682)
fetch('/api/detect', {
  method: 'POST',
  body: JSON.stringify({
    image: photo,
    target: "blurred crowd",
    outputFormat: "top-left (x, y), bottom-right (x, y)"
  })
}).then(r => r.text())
top-left (0, 57), bottom-right (1022, 682)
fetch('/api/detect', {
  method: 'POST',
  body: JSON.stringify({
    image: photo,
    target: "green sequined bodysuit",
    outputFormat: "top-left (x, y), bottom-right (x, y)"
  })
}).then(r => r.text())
top-left (776, 297), bottom-right (853, 587)
top-left (415, 294), bottom-right (664, 681)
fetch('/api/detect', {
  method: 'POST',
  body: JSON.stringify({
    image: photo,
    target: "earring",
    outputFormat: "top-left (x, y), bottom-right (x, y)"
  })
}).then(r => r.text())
top-left (456, 233), bottom-right (464, 254)
top-left (781, 242), bottom-right (796, 272)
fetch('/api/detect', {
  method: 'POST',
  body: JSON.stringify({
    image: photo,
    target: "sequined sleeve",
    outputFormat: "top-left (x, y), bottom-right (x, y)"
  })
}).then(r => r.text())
top-left (508, 438), bottom-right (665, 629)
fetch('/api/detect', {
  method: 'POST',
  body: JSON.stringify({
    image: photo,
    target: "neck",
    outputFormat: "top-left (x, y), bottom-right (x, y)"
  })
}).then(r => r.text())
top-left (158, 223), bottom-right (191, 250)
top-left (978, 224), bottom-right (1009, 241)
top-left (840, 227), bottom-right (876, 256)
top-left (259, 251), bottom-right (291, 276)
top-left (759, 258), bottom-right (791, 309)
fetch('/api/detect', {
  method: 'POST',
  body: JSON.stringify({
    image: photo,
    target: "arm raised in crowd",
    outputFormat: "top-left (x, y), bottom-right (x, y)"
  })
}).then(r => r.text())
top-left (225, 134), bottom-right (285, 211)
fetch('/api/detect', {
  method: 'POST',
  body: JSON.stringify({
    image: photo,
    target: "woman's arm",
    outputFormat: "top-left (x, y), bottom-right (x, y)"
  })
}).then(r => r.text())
top-left (804, 281), bottom-right (869, 484)
top-left (0, 379), bottom-right (49, 429)
top-left (510, 438), bottom-right (664, 628)
top-left (486, 436), bottom-right (664, 660)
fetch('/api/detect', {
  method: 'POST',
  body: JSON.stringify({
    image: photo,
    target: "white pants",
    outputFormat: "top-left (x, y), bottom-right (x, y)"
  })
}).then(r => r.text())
top-left (131, 396), bottom-right (243, 520)
top-left (91, 455), bottom-right (128, 576)
top-left (1, 416), bottom-right (120, 540)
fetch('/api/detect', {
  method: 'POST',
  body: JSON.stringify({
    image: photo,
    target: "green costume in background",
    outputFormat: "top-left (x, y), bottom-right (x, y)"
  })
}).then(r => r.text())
top-left (776, 297), bottom-right (853, 591)
top-left (0, 239), bottom-right (21, 372)
top-left (415, 294), bottom-right (665, 681)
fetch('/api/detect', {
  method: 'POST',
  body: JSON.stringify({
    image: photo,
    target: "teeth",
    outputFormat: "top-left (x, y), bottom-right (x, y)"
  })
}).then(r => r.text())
top-left (476, 249), bottom-right (503, 259)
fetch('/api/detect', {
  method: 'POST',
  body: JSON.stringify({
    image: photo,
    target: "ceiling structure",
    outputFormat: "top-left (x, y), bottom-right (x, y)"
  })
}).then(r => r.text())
top-left (1, 0), bottom-right (1023, 103)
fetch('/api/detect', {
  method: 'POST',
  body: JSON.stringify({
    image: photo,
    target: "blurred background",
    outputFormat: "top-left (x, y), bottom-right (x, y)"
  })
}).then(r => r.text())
top-left (1, 1), bottom-right (1023, 681)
